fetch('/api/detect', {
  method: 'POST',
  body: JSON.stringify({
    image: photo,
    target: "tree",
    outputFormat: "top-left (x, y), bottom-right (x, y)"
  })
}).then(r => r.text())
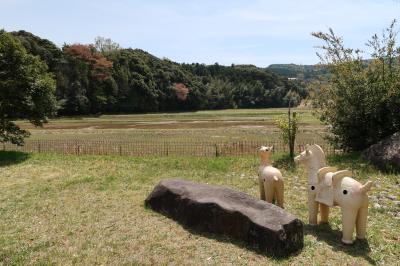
top-left (0, 30), bottom-right (57, 145)
top-left (312, 20), bottom-right (400, 150)
top-left (172, 83), bottom-right (189, 101)
top-left (11, 30), bottom-right (63, 72)
top-left (94, 36), bottom-right (120, 53)
top-left (57, 44), bottom-right (114, 114)
top-left (63, 44), bottom-right (113, 81)
top-left (276, 91), bottom-right (299, 159)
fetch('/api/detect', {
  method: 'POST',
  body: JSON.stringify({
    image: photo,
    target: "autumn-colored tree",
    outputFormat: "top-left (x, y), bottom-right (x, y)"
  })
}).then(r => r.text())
top-left (64, 44), bottom-right (113, 80)
top-left (173, 83), bottom-right (189, 101)
top-left (64, 44), bottom-right (93, 61)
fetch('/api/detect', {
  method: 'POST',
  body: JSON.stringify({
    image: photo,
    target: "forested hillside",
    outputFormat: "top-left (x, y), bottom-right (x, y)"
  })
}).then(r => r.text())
top-left (9, 30), bottom-right (306, 115)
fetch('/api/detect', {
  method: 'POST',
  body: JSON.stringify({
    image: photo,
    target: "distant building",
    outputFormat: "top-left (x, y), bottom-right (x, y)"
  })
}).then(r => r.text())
top-left (288, 77), bottom-right (297, 80)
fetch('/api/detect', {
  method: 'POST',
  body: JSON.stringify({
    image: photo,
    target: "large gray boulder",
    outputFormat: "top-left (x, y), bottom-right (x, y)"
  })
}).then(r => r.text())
top-left (145, 178), bottom-right (303, 257)
top-left (362, 132), bottom-right (400, 172)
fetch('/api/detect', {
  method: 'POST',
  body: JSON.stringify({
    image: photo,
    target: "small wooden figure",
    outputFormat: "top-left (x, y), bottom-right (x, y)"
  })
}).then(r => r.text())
top-left (317, 167), bottom-right (373, 244)
top-left (294, 144), bottom-right (328, 225)
top-left (258, 146), bottom-right (284, 208)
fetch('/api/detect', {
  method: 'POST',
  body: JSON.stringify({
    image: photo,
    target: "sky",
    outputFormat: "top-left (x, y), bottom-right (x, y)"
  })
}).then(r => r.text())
top-left (1, 0), bottom-right (399, 67)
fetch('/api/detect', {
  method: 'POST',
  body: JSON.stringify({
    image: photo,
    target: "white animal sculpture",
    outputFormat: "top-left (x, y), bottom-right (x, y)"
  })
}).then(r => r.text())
top-left (258, 146), bottom-right (284, 208)
top-left (294, 144), bottom-right (329, 225)
top-left (317, 167), bottom-right (373, 244)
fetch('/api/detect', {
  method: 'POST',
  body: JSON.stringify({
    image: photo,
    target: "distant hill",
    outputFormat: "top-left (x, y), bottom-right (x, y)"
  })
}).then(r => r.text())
top-left (267, 63), bottom-right (329, 82)
top-left (267, 60), bottom-right (378, 82)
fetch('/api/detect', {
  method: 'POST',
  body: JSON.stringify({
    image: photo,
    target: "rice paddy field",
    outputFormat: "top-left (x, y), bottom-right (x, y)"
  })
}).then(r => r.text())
top-left (17, 108), bottom-right (326, 143)
top-left (8, 108), bottom-right (332, 157)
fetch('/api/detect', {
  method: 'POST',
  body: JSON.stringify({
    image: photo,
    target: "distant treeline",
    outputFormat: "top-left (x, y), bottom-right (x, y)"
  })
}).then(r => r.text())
top-left (10, 30), bottom-right (307, 115)
top-left (267, 64), bottom-right (329, 81)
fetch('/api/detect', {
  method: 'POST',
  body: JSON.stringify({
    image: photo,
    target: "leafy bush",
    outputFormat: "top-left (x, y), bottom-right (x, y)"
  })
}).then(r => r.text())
top-left (312, 20), bottom-right (400, 151)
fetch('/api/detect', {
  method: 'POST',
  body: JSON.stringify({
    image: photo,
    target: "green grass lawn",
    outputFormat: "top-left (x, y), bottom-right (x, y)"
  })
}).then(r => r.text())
top-left (0, 151), bottom-right (398, 265)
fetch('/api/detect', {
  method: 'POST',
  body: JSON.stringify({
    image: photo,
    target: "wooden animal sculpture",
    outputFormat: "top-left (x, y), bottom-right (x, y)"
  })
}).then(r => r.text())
top-left (294, 144), bottom-right (329, 225)
top-left (258, 146), bottom-right (284, 208)
top-left (317, 167), bottom-right (373, 244)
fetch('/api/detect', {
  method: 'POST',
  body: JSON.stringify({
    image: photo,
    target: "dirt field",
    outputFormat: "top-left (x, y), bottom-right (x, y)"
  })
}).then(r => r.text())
top-left (16, 108), bottom-right (326, 144)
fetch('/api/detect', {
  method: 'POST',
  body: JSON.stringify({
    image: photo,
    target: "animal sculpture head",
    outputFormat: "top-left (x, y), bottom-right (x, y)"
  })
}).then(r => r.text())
top-left (259, 146), bottom-right (274, 160)
top-left (294, 144), bottom-right (326, 169)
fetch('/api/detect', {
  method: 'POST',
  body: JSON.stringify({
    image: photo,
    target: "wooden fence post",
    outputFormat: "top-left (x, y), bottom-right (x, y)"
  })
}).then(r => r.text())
top-left (165, 142), bottom-right (169, 156)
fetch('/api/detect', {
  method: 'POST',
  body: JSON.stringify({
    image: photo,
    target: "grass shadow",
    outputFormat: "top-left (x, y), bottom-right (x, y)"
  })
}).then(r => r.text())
top-left (0, 151), bottom-right (31, 167)
top-left (273, 153), bottom-right (296, 171)
top-left (327, 152), bottom-right (378, 174)
top-left (304, 223), bottom-right (376, 265)
top-left (328, 152), bottom-right (363, 166)
top-left (329, 152), bottom-right (400, 174)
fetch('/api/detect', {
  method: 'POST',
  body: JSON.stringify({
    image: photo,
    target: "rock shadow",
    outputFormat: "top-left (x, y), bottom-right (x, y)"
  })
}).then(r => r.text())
top-left (144, 205), bottom-right (302, 261)
top-left (183, 225), bottom-right (303, 261)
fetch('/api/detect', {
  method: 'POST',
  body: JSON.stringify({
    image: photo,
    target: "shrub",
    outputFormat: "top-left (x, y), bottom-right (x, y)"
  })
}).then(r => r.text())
top-left (311, 20), bottom-right (400, 150)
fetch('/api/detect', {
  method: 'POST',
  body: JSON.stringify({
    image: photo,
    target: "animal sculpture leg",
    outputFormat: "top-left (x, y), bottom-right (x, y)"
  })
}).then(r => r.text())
top-left (356, 206), bottom-right (368, 240)
top-left (308, 193), bottom-right (319, 225)
top-left (319, 203), bottom-right (330, 224)
top-left (275, 181), bottom-right (284, 208)
top-left (258, 178), bottom-right (266, 200)
top-left (264, 181), bottom-right (275, 204)
top-left (341, 207), bottom-right (357, 244)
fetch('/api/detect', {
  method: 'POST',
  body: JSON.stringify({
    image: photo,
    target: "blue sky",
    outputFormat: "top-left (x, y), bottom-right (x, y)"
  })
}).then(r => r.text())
top-left (1, 0), bottom-right (398, 66)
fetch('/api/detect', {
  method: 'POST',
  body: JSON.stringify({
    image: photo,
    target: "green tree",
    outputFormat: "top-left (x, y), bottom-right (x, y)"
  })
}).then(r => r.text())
top-left (11, 30), bottom-right (63, 72)
top-left (312, 20), bottom-right (400, 150)
top-left (0, 30), bottom-right (57, 145)
top-left (276, 91), bottom-right (299, 159)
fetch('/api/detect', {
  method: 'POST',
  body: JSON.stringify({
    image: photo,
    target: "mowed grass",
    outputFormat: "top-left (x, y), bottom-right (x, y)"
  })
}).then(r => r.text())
top-left (15, 108), bottom-right (326, 143)
top-left (0, 152), bottom-right (398, 265)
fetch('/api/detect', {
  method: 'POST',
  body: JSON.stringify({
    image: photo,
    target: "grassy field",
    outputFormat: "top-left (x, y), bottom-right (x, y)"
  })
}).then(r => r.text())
top-left (0, 151), bottom-right (398, 265)
top-left (16, 108), bottom-right (326, 144)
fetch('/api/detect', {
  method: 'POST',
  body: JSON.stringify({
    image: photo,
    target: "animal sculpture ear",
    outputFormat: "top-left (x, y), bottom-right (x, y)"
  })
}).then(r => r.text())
top-left (332, 170), bottom-right (352, 184)
top-left (317, 167), bottom-right (338, 183)
top-left (360, 181), bottom-right (373, 194)
top-left (270, 145), bottom-right (274, 152)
